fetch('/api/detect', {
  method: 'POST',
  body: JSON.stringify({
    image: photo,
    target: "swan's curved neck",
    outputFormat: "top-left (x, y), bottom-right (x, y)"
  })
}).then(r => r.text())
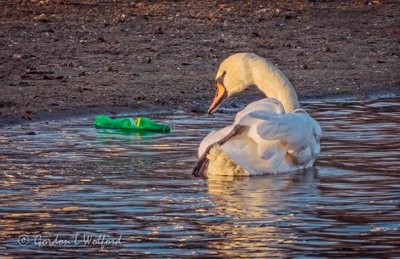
top-left (250, 59), bottom-right (300, 112)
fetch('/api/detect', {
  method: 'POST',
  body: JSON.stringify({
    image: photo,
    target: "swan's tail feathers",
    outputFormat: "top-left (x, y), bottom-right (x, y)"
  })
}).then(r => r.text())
top-left (206, 146), bottom-right (248, 176)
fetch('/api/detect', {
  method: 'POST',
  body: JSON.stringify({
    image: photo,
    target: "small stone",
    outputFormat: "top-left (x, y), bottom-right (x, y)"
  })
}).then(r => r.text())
top-left (33, 14), bottom-right (49, 23)
top-left (21, 111), bottom-right (32, 120)
top-left (18, 82), bottom-right (31, 87)
top-left (190, 106), bottom-right (202, 113)
top-left (12, 54), bottom-right (23, 60)
top-left (156, 27), bottom-right (164, 34)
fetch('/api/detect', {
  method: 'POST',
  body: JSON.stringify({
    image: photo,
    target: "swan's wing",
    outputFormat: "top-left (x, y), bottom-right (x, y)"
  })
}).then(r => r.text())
top-left (198, 125), bottom-right (234, 157)
top-left (248, 109), bottom-right (321, 166)
top-left (199, 98), bottom-right (284, 158)
top-left (248, 111), bottom-right (295, 140)
top-left (234, 98), bottom-right (285, 125)
top-left (247, 110), bottom-right (317, 140)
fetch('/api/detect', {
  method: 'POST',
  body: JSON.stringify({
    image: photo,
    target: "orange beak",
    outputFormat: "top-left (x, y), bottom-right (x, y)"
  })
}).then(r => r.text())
top-left (208, 82), bottom-right (227, 115)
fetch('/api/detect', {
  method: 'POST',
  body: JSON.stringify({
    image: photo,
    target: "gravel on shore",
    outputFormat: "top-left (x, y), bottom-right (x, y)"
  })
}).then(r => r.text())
top-left (0, 0), bottom-right (399, 123)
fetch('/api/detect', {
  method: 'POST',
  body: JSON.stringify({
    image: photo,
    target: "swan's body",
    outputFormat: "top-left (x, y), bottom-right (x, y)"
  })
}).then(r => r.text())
top-left (195, 53), bottom-right (321, 176)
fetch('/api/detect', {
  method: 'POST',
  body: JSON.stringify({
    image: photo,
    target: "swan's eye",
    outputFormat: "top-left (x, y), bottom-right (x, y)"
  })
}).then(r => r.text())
top-left (215, 71), bottom-right (226, 86)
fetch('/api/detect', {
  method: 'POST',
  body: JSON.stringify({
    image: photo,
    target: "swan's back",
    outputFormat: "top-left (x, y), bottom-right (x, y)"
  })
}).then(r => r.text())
top-left (199, 99), bottom-right (321, 176)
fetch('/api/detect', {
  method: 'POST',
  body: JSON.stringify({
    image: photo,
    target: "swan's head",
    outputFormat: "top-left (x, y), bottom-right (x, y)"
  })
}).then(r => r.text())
top-left (208, 53), bottom-right (257, 114)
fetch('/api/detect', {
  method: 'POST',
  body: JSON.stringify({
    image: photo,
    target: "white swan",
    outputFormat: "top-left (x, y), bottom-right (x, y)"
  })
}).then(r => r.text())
top-left (193, 53), bottom-right (321, 177)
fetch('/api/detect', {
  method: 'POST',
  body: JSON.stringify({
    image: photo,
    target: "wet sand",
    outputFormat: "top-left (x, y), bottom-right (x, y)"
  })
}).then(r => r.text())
top-left (0, 0), bottom-right (399, 124)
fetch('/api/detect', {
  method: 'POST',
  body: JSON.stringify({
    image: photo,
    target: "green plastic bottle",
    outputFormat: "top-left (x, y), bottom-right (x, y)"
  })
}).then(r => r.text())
top-left (94, 115), bottom-right (171, 133)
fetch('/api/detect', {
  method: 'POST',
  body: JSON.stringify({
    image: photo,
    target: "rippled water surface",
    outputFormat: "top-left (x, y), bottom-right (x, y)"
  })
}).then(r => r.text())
top-left (0, 98), bottom-right (399, 257)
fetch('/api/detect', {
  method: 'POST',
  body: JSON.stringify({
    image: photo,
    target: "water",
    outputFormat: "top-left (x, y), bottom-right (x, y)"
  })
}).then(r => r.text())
top-left (0, 98), bottom-right (399, 257)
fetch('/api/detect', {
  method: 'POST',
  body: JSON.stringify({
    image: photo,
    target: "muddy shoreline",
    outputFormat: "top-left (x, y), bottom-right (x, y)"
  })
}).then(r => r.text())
top-left (1, 0), bottom-right (399, 125)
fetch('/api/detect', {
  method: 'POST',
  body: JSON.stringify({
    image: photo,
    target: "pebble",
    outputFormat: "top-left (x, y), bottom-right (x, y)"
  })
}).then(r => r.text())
top-left (12, 54), bottom-right (23, 60)
top-left (33, 14), bottom-right (49, 23)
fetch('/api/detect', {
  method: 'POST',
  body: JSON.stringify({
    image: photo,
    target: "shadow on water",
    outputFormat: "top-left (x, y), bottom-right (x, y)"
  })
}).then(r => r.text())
top-left (0, 98), bottom-right (399, 257)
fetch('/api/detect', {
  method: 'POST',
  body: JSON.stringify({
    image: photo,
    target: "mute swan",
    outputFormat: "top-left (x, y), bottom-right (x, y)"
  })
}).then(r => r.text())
top-left (192, 53), bottom-right (321, 177)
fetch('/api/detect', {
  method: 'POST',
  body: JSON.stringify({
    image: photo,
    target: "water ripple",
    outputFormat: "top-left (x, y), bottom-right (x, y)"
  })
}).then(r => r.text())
top-left (0, 98), bottom-right (399, 257)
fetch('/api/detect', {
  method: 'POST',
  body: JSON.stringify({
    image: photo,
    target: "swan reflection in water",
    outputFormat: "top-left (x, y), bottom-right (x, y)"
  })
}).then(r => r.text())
top-left (203, 167), bottom-right (319, 257)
